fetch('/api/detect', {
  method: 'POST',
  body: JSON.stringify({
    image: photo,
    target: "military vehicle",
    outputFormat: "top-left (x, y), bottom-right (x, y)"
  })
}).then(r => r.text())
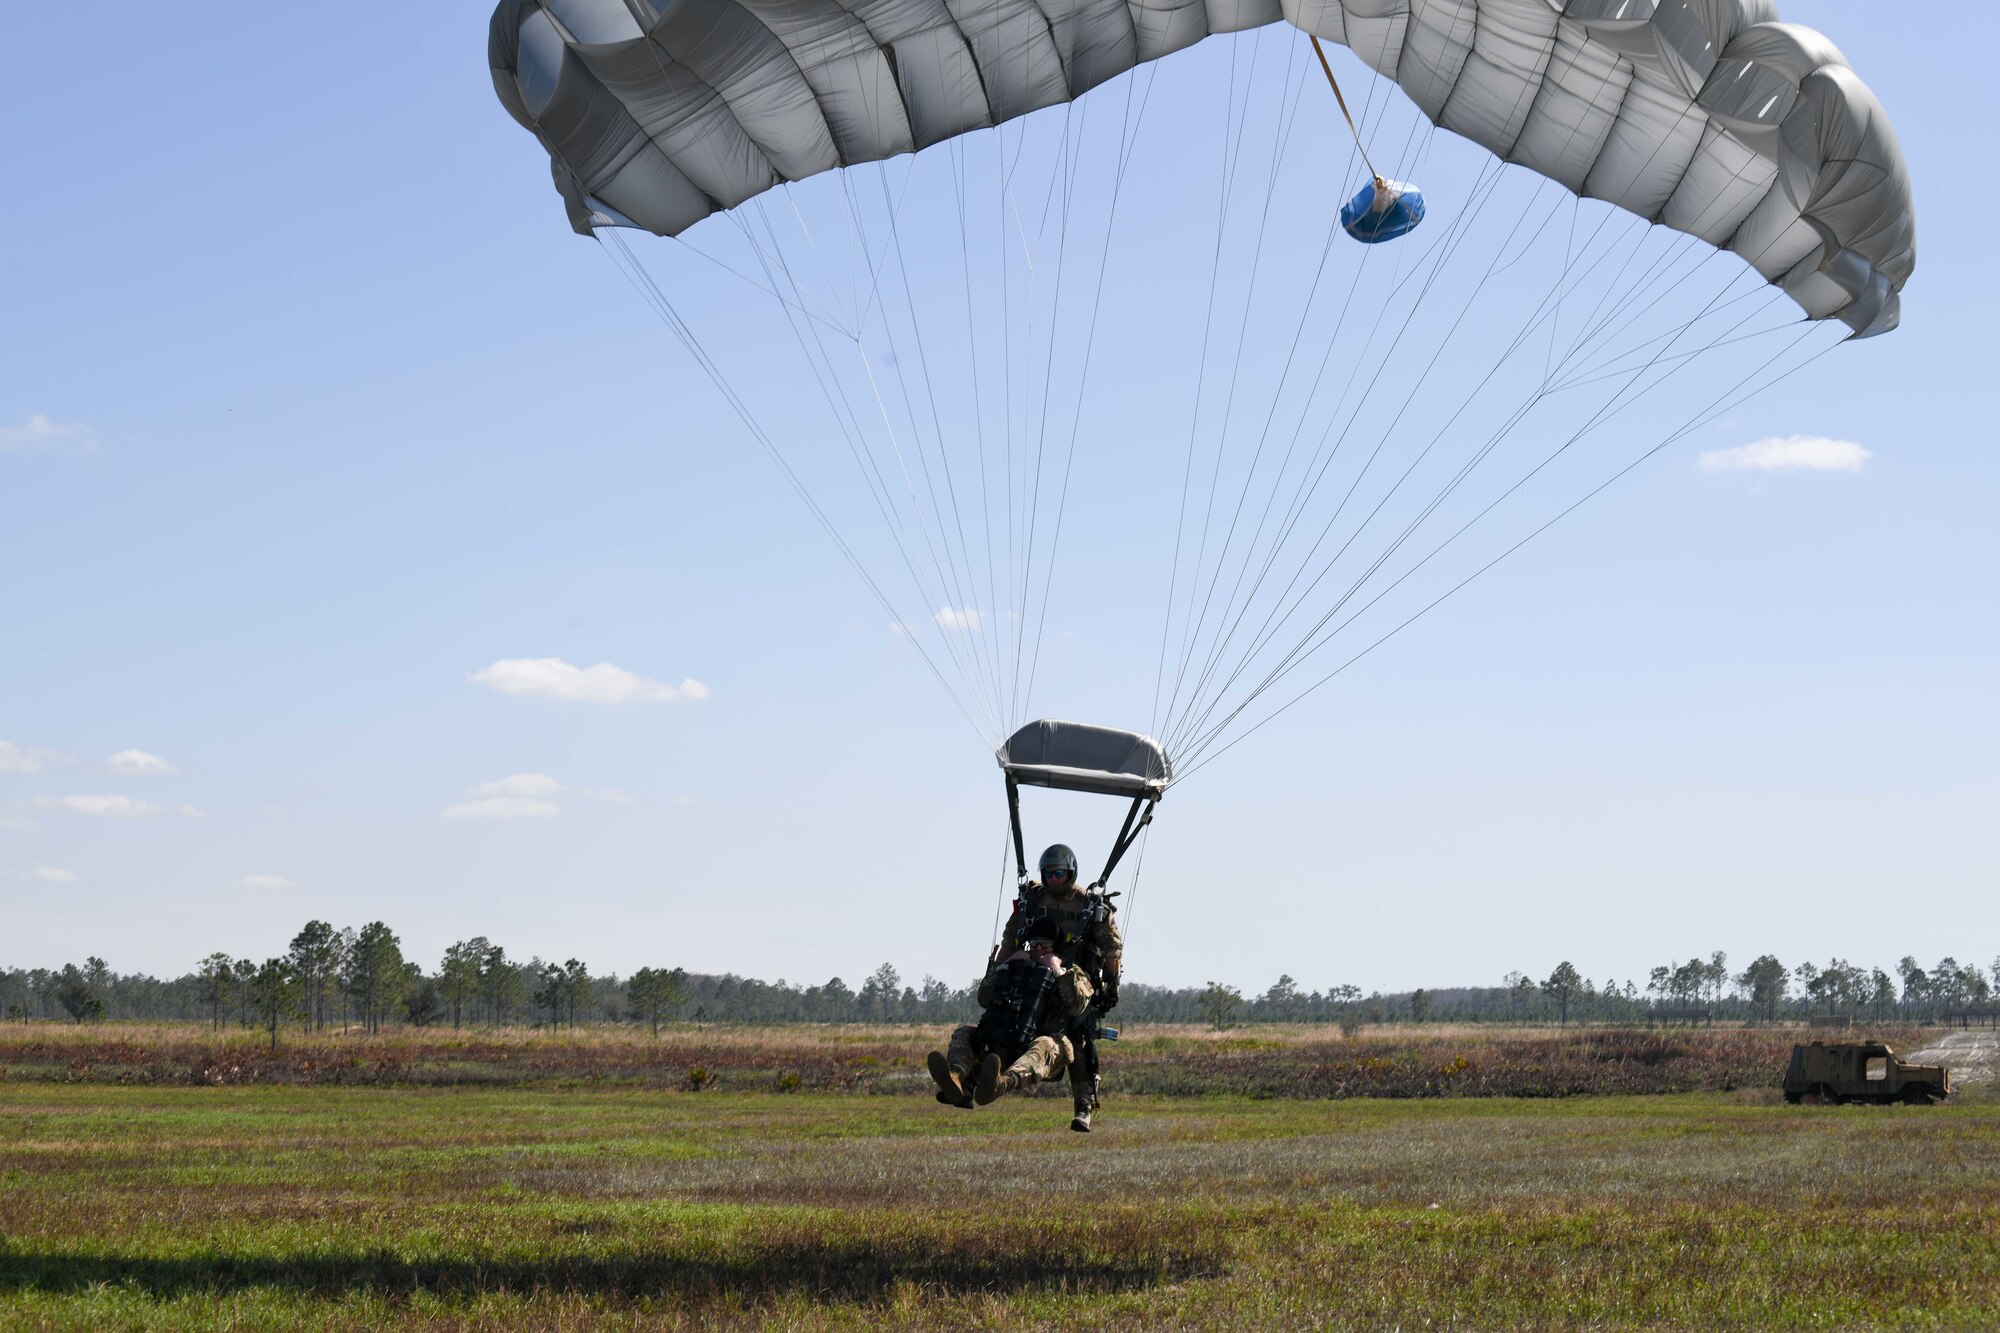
top-left (1783, 1040), bottom-right (1950, 1105)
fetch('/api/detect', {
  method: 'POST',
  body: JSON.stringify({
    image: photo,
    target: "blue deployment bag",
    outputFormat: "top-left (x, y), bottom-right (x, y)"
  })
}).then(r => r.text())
top-left (1341, 177), bottom-right (1425, 244)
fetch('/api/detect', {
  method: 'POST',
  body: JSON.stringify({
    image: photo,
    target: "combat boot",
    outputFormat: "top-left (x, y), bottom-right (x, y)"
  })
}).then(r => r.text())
top-left (973, 1053), bottom-right (1007, 1105)
top-left (1070, 1097), bottom-right (1093, 1132)
top-left (927, 1051), bottom-right (970, 1107)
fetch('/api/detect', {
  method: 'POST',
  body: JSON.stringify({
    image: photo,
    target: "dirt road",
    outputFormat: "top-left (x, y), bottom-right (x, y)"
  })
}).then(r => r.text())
top-left (1908, 1028), bottom-right (1998, 1086)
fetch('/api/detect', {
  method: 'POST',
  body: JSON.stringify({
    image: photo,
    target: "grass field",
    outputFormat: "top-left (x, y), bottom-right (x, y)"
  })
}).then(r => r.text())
top-left (4, 1027), bottom-right (1998, 1329)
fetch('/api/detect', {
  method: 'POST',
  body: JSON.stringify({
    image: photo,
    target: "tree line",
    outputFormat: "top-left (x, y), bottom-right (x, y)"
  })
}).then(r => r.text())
top-left (4, 926), bottom-right (1995, 1037)
top-left (1192, 951), bottom-right (2000, 1030)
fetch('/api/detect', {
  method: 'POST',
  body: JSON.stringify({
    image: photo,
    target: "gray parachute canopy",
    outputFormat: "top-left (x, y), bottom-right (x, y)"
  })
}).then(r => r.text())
top-left (490, 0), bottom-right (1912, 336)
top-left (999, 720), bottom-right (1172, 798)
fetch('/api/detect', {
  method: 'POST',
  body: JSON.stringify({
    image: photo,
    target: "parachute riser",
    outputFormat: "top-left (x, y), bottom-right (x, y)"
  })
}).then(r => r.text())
top-left (1091, 795), bottom-right (1157, 891)
top-left (1006, 775), bottom-right (1028, 887)
top-left (1003, 774), bottom-right (1158, 892)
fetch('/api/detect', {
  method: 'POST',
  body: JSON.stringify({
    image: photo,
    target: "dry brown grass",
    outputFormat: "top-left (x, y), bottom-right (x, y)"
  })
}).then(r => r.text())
top-left (0, 1020), bottom-right (1944, 1101)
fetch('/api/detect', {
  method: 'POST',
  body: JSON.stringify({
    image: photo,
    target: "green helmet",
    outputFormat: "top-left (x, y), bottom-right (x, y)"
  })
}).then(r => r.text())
top-left (1038, 843), bottom-right (1078, 887)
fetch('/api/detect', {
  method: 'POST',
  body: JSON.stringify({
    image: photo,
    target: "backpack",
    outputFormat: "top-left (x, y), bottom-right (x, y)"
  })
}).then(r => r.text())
top-left (975, 958), bottom-right (1058, 1058)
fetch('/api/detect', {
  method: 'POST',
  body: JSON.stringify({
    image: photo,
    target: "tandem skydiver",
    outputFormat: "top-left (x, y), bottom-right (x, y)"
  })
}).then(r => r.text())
top-left (927, 843), bottom-right (1123, 1131)
top-left (927, 917), bottom-right (1091, 1110)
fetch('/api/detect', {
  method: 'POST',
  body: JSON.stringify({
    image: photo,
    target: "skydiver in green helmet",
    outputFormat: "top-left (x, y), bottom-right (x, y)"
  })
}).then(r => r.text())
top-left (1004, 843), bottom-right (1122, 1131)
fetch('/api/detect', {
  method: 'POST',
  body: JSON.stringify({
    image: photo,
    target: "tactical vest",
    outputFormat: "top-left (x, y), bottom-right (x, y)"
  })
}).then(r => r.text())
top-left (975, 958), bottom-right (1059, 1056)
top-left (1016, 888), bottom-right (1114, 977)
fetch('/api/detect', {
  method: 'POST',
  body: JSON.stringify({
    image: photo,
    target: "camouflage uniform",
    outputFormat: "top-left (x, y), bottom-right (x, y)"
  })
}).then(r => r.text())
top-left (1001, 879), bottom-right (1122, 984)
top-left (1002, 878), bottom-right (1120, 1122)
top-left (995, 1032), bottom-right (1074, 1091)
top-left (940, 952), bottom-right (1092, 1095)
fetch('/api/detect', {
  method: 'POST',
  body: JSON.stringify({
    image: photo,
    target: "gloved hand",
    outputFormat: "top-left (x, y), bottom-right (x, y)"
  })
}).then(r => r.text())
top-left (1097, 978), bottom-right (1118, 1013)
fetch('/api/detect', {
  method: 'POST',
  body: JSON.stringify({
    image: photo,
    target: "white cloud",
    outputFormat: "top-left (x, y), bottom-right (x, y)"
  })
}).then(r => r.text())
top-left (1698, 435), bottom-right (1871, 474)
top-left (444, 797), bottom-right (561, 821)
top-left (0, 815), bottom-right (37, 832)
top-left (177, 804), bottom-right (207, 819)
top-left (473, 772), bottom-right (563, 798)
top-left (33, 866), bottom-right (78, 884)
top-left (107, 749), bottom-right (180, 776)
top-left (234, 874), bottom-right (299, 891)
top-left (34, 794), bottom-right (164, 818)
top-left (0, 413), bottom-right (97, 455)
top-left (470, 657), bottom-right (710, 704)
top-left (0, 741), bottom-right (42, 774)
top-left (934, 606), bottom-right (985, 631)
top-left (584, 787), bottom-right (640, 805)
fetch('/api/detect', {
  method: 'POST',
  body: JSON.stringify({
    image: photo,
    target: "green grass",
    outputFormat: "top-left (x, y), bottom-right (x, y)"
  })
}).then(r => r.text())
top-left (4, 1080), bottom-right (1997, 1329)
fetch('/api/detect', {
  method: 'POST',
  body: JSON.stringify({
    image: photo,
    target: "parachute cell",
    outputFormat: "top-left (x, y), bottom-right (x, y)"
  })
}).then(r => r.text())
top-left (491, 0), bottom-right (1911, 334)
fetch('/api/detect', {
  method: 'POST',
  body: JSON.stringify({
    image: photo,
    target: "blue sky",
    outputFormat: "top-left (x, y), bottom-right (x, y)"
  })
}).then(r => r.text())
top-left (4, 5), bottom-right (1993, 995)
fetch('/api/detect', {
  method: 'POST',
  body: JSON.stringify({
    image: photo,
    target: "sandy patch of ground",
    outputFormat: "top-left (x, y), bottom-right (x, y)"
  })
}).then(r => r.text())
top-left (1907, 1028), bottom-right (1998, 1086)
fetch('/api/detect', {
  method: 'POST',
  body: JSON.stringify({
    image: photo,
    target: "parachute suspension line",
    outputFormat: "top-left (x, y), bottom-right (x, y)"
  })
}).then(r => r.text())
top-left (991, 817), bottom-right (1015, 951)
top-left (588, 39), bottom-right (996, 728)
top-left (1165, 59), bottom-right (1390, 716)
top-left (947, 139), bottom-right (1010, 733)
top-left (833, 164), bottom-right (1004, 737)
top-left (869, 165), bottom-right (1009, 731)
top-left (1159, 153), bottom-right (1525, 755)
top-left (605, 31), bottom-right (990, 733)
top-left (1117, 822), bottom-right (1154, 957)
top-left (876, 162), bottom-right (1000, 732)
top-left (1174, 295), bottom-right (1805, 774)
top-left (1547, 194), bottom-right (1581, 384)
top-left (735, 200), bottom-right (1003, 740)
top-left (1151, 37), bottom-right (1256, 736)
top-left (592, 230), bottom-right (990, 744)
top-left (846, 157), bottom-right (924, 340)
top-left (755, 184), bottom-right (1019, 743)
top-left (1164, 162), bottom-right (1545, 751)
top-left (1020, 69), bottom-right (1156, 724)
top-left (733, 207), bottom-right (928, 585)
top-left (1175, 317), bottom-right (1844, 783)
top-left (1171, 267), bottom-right (1763, 760)
top-left (1157, 30), bottom-right (1300, 733)
top-left (1164, 29), bottom-right (1301, 712)
top-left (988, 119), bottom-right (1019, 733)
top-left (1154, 131), bottom-right (1494, 727)
top-left (1550, 309), bottom-right (1808, 395)
top-left (1009, 101), bottom-right (1080, 728)
top-left (748, 197), bottom-right (999, 737)
top-left (1182, 265), bottom-right (1798, 766)
top-left (1310, 36), bottom-right (1379, 184)
top-left (1163, 30), bottom-right (1639, 754)
top-left (664, 232), bottom-right (849, 336)
top-left (1162, 88), bottom-right (1439, 725)
top-left (1155, 36), bottom-right (1316, 727)
top-left (1174, 270), bottom-right (1802, 766)
top-left (1160, 96), bottom-right (1816, 728)
top-left (782, 188), bottom-right (856, 338)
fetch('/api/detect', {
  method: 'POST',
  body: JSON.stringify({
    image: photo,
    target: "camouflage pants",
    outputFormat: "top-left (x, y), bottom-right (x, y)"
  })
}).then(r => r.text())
top-left (946, 1027), bottom-right (1073, 1092)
